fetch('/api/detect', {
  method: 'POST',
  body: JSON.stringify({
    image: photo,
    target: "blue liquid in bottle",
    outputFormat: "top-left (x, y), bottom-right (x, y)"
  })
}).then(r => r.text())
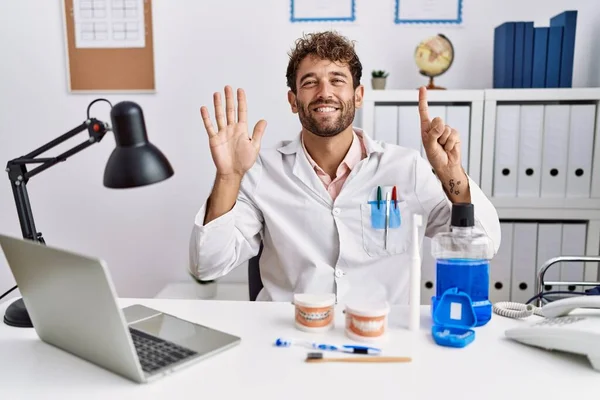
top-left (431, 203), bottom-right (496, 326)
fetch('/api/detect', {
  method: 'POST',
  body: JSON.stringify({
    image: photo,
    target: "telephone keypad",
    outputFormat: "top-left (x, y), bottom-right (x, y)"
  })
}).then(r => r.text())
top-left (534, 316), bottom-right (586, 327)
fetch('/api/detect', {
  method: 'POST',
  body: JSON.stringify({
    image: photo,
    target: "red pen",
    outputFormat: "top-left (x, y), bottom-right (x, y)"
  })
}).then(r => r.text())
top-left (392, 186), bottom-right (397, 209)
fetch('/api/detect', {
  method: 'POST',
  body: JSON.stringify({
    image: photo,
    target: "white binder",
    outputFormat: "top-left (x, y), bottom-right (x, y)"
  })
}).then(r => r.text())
top-left (445, 105), bottom-right (471, 174)
top-left (493, 105), bottom-right (520, 197)
top-left (420, 236), bottom-right (436, 305)
top-left (559, 223), bottom-right (586, 293)
top-left (536, 223), bottom-right (563, 295)
top-left (373, 105), bottom-right (398, 145)
top-left (489, 222), bottom-right (513, 303)
top-left (566, 104), bottom-right (595, 198)
top-left (541, 105), bottom-right (570, 198)
top-left (397, 105), bottom-right (422, 153)
top-left (516, 105), bottom-right (544, 197)
top-left (510, 223), bottom-right (538, 303)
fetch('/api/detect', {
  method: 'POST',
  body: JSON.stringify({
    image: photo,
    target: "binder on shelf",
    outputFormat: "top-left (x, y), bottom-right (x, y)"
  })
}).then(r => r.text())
top-left (374, 105), bottom-right (399, 145)
top-left (493, 22), bottom-right (516, 88)
top-left (559, 223), bottom-right (586, 294)
top-left (493, 105), bottom-right (520, 197)
top-left (397, 105), bottom-right (422, 154)
top-left (532, 27), bottom-right (549, 88)
top-left (522, 22), bottom-right (535, 88)
top-left (421, 237), bottom-right (436, 305)
top-left (545, 26), bottom-right (564, 88)
top-left (445, 105), bottom-right (471, 174)
top-left (513, 22), bottom-right (526, 88)
top-left (510, 223), bottom-right (538, 304)
top-left (489, 222), bottom-right (513, 303)
top-left (550, 11), bottom-right (577, 88)
top-left (493, 11), bottom-right (576, 89)
top-left (516, 105), bottom-right (544, 197)
top-left (566, 104), bottom-right (595, 198)
top-left (540, 104), bottom-right (570, 198)
top-left (536, 223), bottom-right (563, 292)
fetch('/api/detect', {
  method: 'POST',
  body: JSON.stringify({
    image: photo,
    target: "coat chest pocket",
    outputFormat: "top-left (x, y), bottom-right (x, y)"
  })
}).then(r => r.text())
top-left (360, 200), bottom-right (411, 257)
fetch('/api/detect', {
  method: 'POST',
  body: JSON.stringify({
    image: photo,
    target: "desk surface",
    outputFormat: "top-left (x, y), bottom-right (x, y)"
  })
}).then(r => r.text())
top-left (0, 298), bottom-right (597, 399)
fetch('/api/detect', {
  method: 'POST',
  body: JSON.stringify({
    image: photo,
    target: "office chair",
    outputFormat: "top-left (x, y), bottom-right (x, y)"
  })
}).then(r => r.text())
top-left (248, 243), bottom-right (264, 301)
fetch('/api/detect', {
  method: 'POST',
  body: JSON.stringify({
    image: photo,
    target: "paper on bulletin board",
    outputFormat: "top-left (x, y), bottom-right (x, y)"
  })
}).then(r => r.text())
top-left (395, 0), bottom-right (463, 25)
top-left (73, 0), bottom-right (145, 48)
top-left (291, 0), bottom-right (356, 22)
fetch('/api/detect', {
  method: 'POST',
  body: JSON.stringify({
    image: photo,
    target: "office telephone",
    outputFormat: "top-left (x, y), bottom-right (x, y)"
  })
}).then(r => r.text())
top-left (503, 296), bottom-right (600, 372)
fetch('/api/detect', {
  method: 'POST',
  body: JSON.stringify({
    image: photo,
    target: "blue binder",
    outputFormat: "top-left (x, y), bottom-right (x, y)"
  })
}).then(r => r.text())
top-left (550, 10), bottom-right (577, 88)
top-left (522, 22), bottom-right (534, 88)
top-left (493, 22), bottom-right (516, 88)
top-left (532, 27), bottom-right (548, 88)
top-left (513, 22), bottom-right (525, 88)
top-left (545, 26), bottom-right (564, 88)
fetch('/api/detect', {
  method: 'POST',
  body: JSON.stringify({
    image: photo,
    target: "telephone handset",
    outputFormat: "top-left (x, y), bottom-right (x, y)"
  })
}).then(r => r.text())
top-left (502, 295), bottom-right (600, 372)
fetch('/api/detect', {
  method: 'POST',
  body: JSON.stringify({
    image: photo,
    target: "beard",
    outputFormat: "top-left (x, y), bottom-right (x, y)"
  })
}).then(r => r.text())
top-left (296, 98), bottom-right (355, 138)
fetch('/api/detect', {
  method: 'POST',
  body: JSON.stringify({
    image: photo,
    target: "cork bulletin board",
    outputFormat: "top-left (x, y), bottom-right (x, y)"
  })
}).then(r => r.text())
top-left (62, 0), bottom-right (155, 92)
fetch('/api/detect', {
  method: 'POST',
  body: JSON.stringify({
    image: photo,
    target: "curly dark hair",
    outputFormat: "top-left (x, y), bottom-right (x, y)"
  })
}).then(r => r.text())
top-left (286, 31), bottom-right (363, 94)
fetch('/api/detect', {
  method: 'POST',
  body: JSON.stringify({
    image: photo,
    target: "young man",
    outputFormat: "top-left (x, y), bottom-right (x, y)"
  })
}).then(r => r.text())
top-left (189, 31), bottom-right (500, 304)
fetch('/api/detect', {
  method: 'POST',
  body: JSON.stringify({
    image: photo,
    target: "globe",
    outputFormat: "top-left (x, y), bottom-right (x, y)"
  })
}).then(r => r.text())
top-left (414, 34), bottom-right (454, 90)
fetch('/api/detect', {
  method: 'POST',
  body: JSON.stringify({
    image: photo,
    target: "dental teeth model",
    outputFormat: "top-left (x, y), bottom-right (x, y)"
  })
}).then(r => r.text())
top-left (344, 302), bottom-right (390, 342)
top-left (293, 293), bottom-right (336, 333)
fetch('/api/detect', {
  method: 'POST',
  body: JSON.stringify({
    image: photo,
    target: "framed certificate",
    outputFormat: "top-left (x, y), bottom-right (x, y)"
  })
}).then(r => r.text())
top-left (395, 0), bottom-right (463, 25)
top-left (290, 0), bottom-right (356, 22)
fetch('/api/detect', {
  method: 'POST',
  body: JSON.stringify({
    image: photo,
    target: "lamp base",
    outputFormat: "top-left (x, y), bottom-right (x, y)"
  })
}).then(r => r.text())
top-left (4, 298), bottom-right (33, 328)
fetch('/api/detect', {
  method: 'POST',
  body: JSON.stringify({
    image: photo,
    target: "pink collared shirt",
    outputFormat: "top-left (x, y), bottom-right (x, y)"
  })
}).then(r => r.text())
top-left (302, 131), bottom-right (367, 200)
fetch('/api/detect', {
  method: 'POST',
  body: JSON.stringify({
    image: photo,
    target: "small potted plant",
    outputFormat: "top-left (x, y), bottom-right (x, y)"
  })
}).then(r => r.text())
top-left (372, 70), bottom-right (389, 90)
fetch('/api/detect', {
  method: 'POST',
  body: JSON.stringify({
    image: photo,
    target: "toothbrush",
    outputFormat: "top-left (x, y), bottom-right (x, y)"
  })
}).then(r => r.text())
top-left (274, 338), bottom-right (382, 355)
top-left (410, 214), bottom-right (423, 332)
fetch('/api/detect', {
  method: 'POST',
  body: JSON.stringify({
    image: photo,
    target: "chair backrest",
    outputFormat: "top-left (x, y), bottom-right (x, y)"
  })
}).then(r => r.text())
top-left (248, 243), bottom-right (264, 301)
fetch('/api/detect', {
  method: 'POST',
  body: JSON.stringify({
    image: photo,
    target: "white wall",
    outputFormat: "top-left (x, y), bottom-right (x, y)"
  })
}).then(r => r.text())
top-left (1, 0), bottom-right (599, 301)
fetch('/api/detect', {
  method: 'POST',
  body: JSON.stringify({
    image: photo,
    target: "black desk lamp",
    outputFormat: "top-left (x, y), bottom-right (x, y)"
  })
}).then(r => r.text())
top-left (2, 98), bottom-right (174, 328)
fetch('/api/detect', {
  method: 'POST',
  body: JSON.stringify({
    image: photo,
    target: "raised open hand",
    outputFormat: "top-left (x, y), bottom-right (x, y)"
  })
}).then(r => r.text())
top-left (418, 86), bottom-right (462, 172)
top-left (200, 86), bottom-right (267, 179)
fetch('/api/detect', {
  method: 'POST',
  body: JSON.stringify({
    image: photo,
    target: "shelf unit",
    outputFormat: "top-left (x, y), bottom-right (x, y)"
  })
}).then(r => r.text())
top-left (360, 88), bottom-right (600, 303)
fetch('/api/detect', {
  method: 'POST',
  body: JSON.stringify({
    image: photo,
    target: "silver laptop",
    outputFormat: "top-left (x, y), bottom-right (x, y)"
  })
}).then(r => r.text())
top-left (0, 234), bottom-right (241, 383)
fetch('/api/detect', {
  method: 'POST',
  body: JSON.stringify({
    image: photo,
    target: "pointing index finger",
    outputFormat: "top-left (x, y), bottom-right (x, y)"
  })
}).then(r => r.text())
top-left (418, 86), bottom-right (430, 130)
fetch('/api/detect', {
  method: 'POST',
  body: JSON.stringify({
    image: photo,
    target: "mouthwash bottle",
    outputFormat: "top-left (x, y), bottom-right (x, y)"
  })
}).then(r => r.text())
top-left (431, 203), bottom-right (496, 327)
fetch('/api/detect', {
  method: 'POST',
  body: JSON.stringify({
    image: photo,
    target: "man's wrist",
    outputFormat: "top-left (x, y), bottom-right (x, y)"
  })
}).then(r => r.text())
top-left (435, 166), bottom-right (471, 203)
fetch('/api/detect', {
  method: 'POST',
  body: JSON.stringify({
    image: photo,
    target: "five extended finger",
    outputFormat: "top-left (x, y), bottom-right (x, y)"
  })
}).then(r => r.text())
top-left (251, 119), bottom-right (268, 149)
top-left (237, 88), bottom-right (247, 124)
top-left (200, 106), bottom-right (217, 138)
top-left (225, 85), bottom-right (235, 125)
top-left (213, 91), bottom-right (226, 131)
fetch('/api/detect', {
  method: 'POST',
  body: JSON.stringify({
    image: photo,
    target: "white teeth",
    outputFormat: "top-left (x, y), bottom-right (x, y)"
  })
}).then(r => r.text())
top-left (352, 318), bottom-right (384, 332)
top-left (315, 107), bottom-right (336, 112)
top-left (299, 309), bottom-right (330, 321)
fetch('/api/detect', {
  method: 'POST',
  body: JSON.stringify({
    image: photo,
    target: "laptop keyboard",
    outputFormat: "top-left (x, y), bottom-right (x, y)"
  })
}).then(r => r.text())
top-left (129, 327), bottom-right (198, 374)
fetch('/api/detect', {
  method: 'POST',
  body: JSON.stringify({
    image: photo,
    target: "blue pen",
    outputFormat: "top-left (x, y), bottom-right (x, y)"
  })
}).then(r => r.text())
top-left (274, 338), bottom-right (382, 355)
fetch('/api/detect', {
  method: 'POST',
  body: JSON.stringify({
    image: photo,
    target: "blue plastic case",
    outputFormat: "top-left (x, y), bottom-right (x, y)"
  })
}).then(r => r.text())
top-left (431, 288), bottom-right (477, 348)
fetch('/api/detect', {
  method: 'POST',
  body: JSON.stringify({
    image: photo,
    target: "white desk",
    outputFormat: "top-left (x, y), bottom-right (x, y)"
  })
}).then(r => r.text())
top-left (0, 298), bottom-right (597, 399)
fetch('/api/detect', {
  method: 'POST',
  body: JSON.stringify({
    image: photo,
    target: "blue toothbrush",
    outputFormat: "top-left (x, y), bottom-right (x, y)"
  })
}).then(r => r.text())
top-left (274, 338), bottom-right (381, 355)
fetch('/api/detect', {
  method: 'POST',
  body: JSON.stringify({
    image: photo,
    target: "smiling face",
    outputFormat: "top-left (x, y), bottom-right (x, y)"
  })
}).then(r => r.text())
top-left (288, 55), bottom-right (364, 138)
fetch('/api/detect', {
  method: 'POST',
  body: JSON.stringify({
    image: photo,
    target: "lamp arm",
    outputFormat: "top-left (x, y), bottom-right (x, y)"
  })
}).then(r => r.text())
top-left (5, 118), bottom-right (110, 242)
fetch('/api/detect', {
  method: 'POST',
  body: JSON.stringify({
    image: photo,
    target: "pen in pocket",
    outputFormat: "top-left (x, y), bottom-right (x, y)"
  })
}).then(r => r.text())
top-left (385, 191), bottom-right (391, 249)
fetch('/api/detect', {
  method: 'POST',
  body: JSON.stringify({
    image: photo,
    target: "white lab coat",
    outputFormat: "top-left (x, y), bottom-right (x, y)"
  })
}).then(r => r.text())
top-left (189, 128), bottom-right (501, 305)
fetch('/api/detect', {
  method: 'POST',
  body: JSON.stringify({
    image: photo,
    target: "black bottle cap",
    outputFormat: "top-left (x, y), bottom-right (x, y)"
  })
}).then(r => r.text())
top-left (451, 203), bottom-right (475, 227)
